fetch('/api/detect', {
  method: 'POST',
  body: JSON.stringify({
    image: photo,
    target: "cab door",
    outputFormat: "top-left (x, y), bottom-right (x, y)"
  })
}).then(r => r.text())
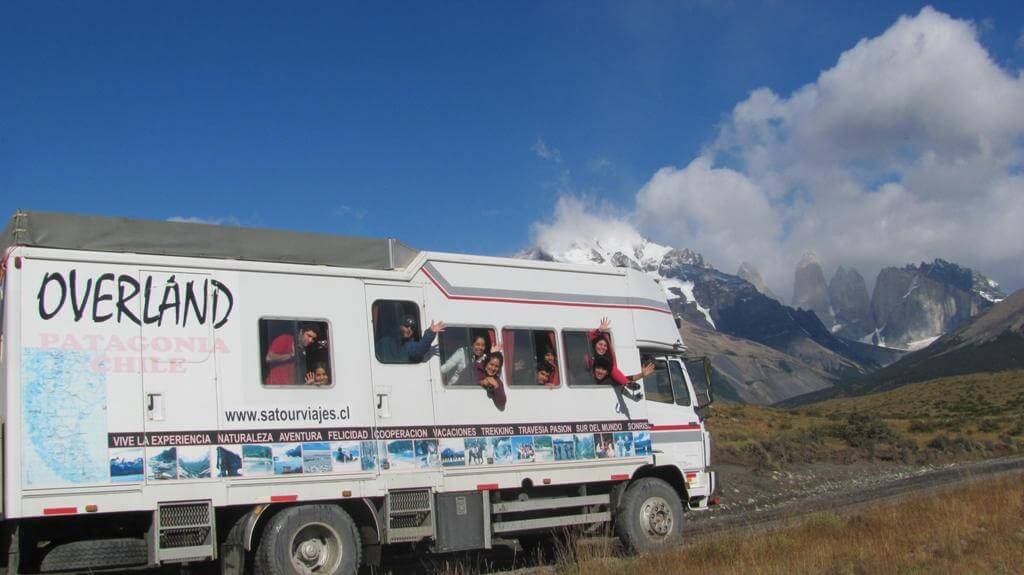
top-left (364, 284), bottom-right (438, 478)
top-left (642, 355), bottom-right (705, 472)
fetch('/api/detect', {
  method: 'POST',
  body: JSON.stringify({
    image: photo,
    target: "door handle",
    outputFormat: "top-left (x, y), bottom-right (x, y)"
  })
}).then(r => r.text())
top-left (146, 393), bottom-right (165, 421)
top-left (376, 392), bottom-right (391, 418)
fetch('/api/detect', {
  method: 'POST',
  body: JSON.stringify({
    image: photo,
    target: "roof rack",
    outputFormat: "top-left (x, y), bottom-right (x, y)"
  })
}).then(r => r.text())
top-left (1, 210), bottom-right (418, 271)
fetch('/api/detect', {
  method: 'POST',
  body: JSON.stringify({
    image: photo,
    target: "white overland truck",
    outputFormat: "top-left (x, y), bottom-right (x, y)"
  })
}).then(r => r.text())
top-left (0, 211), bottom-right (716, 574)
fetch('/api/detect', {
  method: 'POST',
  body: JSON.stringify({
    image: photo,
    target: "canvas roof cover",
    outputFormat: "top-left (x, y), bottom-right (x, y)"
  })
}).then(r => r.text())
top-left (1, 211), bottom-right (418, 270)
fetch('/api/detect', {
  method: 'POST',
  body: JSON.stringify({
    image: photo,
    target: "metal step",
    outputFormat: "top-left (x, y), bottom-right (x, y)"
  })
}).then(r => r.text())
top-left (490, 493), bottom-right (612, 535)
top-left (492, 494), bottom-right (609, 514)
top-left (493, 511), bottom-right (611, 534)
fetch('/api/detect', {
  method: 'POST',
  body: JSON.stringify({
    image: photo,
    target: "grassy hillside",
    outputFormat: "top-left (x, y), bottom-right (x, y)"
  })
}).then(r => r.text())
top-left (707, 370), bottom-right (1024, 469)
top-left (557, 474), bottom-right (1024, 575)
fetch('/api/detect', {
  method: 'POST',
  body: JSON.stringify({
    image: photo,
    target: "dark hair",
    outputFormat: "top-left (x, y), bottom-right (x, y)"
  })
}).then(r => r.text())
top-left (299, 323), bottom-right (320, 337)
top-left (590, 332), bottom-right (612, 357)
top-left (471, 333), bottom-right (489, 346)
top-left (312, 362), bottom-right (329, 372)
top-left (536, 360), bottom-right (554, 374)
top-left (484, 351), bottom-right (504, 368)
top-left (592, 356), bottom-right (612, 372)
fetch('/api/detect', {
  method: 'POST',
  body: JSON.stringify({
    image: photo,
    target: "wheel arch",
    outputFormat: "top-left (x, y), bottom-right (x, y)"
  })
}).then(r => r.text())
top-left (242, 498), bottom-right (380, 552)
top-left (630, 464), bottom-right (688, 505)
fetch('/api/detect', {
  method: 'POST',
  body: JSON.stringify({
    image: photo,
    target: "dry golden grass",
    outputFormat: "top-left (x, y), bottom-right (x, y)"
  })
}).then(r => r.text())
top-left (810, 370), bottom-right (1024, 421)
top-left (561, 474), bottom-right (1024, 575)
top-left (705, 370), bottom-right (1024, 467)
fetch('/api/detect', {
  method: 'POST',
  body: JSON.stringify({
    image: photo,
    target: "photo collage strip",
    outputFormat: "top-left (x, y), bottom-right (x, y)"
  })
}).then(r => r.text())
top-left (108, 431), bottom-right (653, 482)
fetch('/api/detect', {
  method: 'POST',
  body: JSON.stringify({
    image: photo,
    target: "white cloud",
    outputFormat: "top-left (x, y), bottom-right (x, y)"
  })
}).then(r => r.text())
top-left (334, 205), bottom-right (367, 220)
top-left (532, 195), bottom-right (644, 257)
top-left (532, 137), bottom-right (563, 163)
top-left (532, 7), bottom-right (1024, 297)
top-left (167, 215), bottom-right (241, 226)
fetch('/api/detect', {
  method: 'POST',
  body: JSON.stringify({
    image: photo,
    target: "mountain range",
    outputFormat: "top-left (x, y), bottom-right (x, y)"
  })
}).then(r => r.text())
top-left (519, 237), bottom-right (1007, 405)
top-left (791, 254), bottom-right (1006, 349)
top-left (784, 287), bottom-right (1024, 405)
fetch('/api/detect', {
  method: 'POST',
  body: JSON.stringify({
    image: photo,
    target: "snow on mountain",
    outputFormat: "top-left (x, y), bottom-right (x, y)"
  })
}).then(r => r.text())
top-left (516, 238), bottom-right (714, 327)
top-left (660, 278), bottom-right (715, 328)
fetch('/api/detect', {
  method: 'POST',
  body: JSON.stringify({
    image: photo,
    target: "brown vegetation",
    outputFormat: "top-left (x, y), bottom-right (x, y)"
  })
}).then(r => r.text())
top-left (708, 370), bottom-right (1024, 470)
top-left (559, 474), bottom-right (1024, 575)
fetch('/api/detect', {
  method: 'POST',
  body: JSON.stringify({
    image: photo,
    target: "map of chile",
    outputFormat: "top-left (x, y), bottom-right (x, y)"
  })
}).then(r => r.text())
top-left (21, 348), bottom-right (108, 487)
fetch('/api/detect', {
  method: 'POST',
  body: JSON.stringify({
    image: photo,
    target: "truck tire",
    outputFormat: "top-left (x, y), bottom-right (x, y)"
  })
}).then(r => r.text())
top-left (254, 505), bottom-right (361, 575)
top-left (38, 538), bottom-right (148, 572)
top-left (614, 478), bottom-right (684, 554)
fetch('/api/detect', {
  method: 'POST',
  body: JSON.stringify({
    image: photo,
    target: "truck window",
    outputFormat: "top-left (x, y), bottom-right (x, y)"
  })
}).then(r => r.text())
top-left (668, 360), bottom-right (692, 407)
top-left (259, 319), bottom-right (332, 386)
top-left (371, 300), bottom-right (423, 364)
top-left (562, 329), bottom-right (619, 386)
top-left (502, 328), bottom-right (559, 387)
top-left (439, 326), bottom-right (496, 386)
top-left (643, 359), bottom-right (674, 404)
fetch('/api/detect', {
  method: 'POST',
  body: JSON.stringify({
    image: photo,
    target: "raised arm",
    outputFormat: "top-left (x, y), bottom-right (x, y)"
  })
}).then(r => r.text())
top-left (404, 321), bottom-right (446, 362)
top-left (440, 347), bottom-right (466, 377)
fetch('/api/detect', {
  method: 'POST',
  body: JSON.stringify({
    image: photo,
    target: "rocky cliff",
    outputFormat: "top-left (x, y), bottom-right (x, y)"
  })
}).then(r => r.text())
top-left (828, 266), bottom-right (875, 341)
top-left (737, 261), bottom-right (781, 303)
top-left (792, 253), bottom-right (834, 328)
top-left (871, 259), bottom-right (1005, 349)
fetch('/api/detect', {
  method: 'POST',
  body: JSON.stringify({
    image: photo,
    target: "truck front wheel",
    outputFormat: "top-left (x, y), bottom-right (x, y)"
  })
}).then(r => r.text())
top-left (614, 477), bottom-right (684, 554)
top-left (254, 505), bottom-right (361, 575)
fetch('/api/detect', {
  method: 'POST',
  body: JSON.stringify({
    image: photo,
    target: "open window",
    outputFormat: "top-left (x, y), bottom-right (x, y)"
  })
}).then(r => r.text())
top-left (439, 326), bottom-right (497, 386)
top-left (501, 328), bottom-right (560, 387)
top-left (259, 319), bottom-right (332, 387)
top-left (562, 329), bottom-right (619, 387)
top-left (371, 300), bottom-right (422, 364)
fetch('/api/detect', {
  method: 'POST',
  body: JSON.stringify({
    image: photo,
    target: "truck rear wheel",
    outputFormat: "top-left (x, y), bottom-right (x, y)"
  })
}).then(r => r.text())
top-left (254, 505), bottom-right (361, 575)
top-left (614, 478), bottom-right (684, 554)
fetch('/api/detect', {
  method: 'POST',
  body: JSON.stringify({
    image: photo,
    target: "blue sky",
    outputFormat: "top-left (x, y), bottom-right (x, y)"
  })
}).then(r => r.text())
top-left (2, 2), bottom-right (1022, 291)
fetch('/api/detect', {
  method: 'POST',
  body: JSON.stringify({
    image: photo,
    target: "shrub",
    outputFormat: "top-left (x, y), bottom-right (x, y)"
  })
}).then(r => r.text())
top-left (908, 419), bottom-right (934, 433)
top-left (927, 434), bottom-right (984, 454)
top-left (832, 413), bottom-right (901, 449)
top-left (978, 419), bottom-right (1000, 433)
top-left (1008, 419), bottom-right (1024, 436)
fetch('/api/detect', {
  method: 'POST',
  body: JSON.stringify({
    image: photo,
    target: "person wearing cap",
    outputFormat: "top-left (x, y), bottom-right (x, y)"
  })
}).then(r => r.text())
top-left (377, 315), bottom-right (446, 363)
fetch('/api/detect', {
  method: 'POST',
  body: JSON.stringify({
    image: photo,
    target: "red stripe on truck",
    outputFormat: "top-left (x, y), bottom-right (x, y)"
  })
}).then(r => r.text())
top-left (611, 474), bottom-right (630, 481)
top-left (650, 424), bottom-right (700, 431)
top-left (476, 483), bottom-right (499, 491)
top-left (270, 495), bottom-right (298, 503)
top-left (43, 507), bottom-right (77, 515)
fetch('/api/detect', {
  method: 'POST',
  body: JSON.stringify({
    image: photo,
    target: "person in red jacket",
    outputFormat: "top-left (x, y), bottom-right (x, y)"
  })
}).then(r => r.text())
top-left (264, 323), bottom-right (319, 385)
top-left (587, 317), bottom-right (654, 388)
